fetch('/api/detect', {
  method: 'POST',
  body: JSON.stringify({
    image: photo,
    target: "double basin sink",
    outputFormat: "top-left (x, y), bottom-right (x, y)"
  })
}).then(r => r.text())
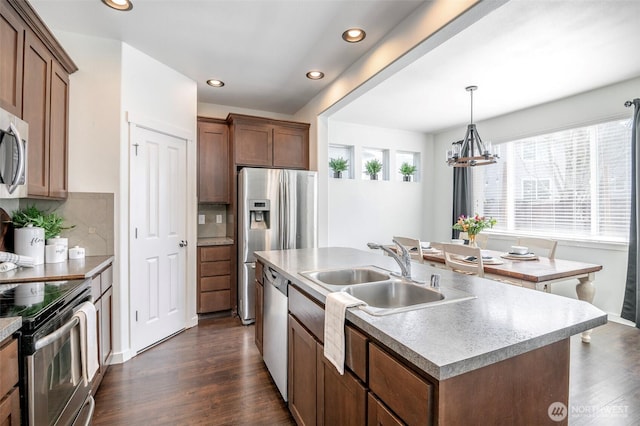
top-left (300, 266), bottom-right (475, 316)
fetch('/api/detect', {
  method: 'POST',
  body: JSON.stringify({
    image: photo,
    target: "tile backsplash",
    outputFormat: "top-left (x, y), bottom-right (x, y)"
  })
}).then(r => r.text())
top-left (0, 192), bottom-right (114, 256)
top-left (198, 204), bottom-right (230, 238)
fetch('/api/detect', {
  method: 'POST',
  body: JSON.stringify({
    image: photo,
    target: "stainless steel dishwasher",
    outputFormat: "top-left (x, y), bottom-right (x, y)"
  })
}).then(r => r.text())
top-left (262, 265), bottom-right (289, 401)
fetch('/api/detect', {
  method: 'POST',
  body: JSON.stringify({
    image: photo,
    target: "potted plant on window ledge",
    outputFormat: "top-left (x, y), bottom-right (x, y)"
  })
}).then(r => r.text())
top-left (365, 159), bottom-right (383, 180)
top-left (399, 162), bottom-right (417, 182)
top-left (329, 157), bottom-right (349, 179)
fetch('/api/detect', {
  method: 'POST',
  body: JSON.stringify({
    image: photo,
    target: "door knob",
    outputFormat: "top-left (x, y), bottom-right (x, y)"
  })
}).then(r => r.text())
top-left (179, 240), bottom-right (188, 247)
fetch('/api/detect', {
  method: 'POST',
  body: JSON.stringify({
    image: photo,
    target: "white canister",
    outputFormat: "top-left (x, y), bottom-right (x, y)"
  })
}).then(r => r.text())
top-left (46, 237), bottom-right (68, 258)
top-left (15, 282), bottom-right (45, 306)
top-left (45, 244), bottom-right (67, 263)
top-left (14, 226), bottom-right (45, 265)
top-left (68, 246), bottom-right (85, 260)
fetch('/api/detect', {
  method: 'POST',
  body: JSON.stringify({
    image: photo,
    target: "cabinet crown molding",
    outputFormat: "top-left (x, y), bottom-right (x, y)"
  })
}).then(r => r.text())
top-left (7, 0), bottom-right (78, 74)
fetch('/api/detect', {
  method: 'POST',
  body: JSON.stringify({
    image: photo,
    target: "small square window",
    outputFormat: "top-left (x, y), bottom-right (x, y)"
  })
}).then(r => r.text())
top-left (329, 144), bottom-right (354, 179)
top-left (397, 151), bottom-right (420, 182)
top-left (362, 148), bottom-right (388, 181)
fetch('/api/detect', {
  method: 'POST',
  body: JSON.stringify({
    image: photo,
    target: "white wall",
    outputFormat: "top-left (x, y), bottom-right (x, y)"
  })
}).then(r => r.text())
top-left (431, 77), bottom-right (640, 319)
top-left (119, 43), bottom-right (198, 361)
top-left (327, 120), bottom-right (433, 249)
top-left (293, 0), bottom-right (503, 247)
top-left (51, 31), bottom-right (198, 363)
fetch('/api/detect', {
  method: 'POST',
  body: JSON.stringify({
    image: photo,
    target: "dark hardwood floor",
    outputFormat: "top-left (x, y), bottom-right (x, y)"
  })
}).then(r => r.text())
top-left (93, 318), bottom-right (639, 425)
top-left (92, 316), bottom-right (294, 425)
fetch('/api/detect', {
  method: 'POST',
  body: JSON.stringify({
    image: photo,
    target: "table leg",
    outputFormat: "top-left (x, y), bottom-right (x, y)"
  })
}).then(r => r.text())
top-left (576, 272), bottom-right (596, 343)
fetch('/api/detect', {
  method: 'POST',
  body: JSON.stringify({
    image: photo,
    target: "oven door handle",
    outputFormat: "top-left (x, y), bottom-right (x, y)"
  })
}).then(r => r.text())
top-left (35, 316), bottom-right (80, 350)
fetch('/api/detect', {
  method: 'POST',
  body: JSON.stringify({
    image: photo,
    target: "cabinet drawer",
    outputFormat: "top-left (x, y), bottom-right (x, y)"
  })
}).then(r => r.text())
top-left (369, 343), bottom-right (433, 425)
top-left (90, 275), bottom-right (101, 301)
top-left (200, 275), bottom-right (231, 292)
top-left (201, 260), bottom-right (231, 277)
top-left (199, 290), bottom-right (231, 312)
top-left (200, 245), bottom-right (232, 261)
top-left (101, 265), bottom-right (113, 292)
top-left (0, 338), bottom-right (18, 398)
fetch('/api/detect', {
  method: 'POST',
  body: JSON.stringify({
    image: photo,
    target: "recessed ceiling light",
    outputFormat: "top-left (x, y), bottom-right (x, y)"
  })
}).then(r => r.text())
top-left (342, 28), bottom-right (366, 43)
top-left (206, 79), bottom-right (225, 87)
top-left (101, 0), bottom-right (133, 11)
top-left (306, 71), bottom-right (324, 80)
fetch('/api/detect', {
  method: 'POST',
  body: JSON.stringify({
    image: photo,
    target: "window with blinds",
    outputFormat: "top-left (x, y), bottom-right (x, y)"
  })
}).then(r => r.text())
top-left (472, 118), bottom-right (632, 242)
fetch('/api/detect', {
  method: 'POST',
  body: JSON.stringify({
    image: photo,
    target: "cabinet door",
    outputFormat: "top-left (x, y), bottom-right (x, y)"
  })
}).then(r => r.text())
top-left (198, 121), bottom-right (230, 203)
top-left (0, 386), bottom-right (20, 426)
top-left (288, 314), bottom-right (317, 426)
top-left (101, 287), bottom-right (113, 366)
top-left (23, 30), bottom-right (51, 197)
top-left (317, 345), bottom-right (367, 425)
top-left (273, 125), bottom-right (308, 169)
top-left (367, 393), bottom-right (403, 426)
top-left (255, 280), bottom-right (263, 354)
top-left (94, 296), bottom-right (103, 372)
top-left (234, 122), bottom-right (272, 167)
top-left (48, 60), bottom-right (69, 199)
top-left (0, 2), bottom-right (24, 117)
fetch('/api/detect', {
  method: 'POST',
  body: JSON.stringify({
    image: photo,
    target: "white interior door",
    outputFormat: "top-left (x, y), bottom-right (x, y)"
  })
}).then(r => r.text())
top-left (130, 126), bottom-right (187, 352)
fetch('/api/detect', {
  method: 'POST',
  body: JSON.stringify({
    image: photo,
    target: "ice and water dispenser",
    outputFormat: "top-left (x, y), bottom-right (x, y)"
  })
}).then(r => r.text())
top-left (249, 199), bottom-right (270, 229)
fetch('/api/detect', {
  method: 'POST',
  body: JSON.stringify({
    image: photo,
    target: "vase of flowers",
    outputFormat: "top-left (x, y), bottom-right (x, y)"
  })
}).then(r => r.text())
top-left (452, 214), bottom-right (496, 247)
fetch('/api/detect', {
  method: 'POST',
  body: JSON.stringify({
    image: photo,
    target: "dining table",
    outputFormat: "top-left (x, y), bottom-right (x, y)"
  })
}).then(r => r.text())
top-left (421, 248), bottom-right (603, 343)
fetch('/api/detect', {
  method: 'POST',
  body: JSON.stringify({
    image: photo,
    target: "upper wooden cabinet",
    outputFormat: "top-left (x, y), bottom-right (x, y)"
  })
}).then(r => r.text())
top-left (0, 1), bottom-right (24, 117)
top-left (228, 113), bottom-right (309, 170)
top-left (197, 118), bottom-right (230, 203)
top-left (0, 0), bottom-right (76, 199)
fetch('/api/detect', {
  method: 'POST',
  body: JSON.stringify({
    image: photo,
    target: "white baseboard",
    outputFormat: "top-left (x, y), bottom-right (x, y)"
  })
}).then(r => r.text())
top-left (606, 313), bottom-right (636, 327)
top-left (109, 348), bottom-right (136, 365)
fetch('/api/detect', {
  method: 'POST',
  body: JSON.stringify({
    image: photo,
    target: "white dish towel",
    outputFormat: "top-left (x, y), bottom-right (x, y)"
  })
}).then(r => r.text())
top-left (324, 291), bottom-right (366, 375)
top-left (73, 302), bottom-right (99, 385)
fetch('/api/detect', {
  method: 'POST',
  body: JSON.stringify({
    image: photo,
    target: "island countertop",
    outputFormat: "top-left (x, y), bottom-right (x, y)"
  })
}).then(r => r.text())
top-left (255, 247), bottom-right (607, 380)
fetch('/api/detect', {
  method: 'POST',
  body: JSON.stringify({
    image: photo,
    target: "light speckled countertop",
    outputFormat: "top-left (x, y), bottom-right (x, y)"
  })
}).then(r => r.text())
top-left (0, 255), bottom-right (114, 284)
top-left (197, 237), bottom-right (234, 246)
top-left (0, 317), bottom-right (21, 342)
top-left (255, 247), bottom-right (607, 381)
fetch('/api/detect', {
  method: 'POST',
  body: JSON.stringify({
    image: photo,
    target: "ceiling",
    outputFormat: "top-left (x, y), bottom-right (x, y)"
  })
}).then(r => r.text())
top-left (30, 1), bottom-right (640, 134)
top-left (29, 0), bottom-right (424, 115)
top-left (331, 0), bottom-right (640, 133)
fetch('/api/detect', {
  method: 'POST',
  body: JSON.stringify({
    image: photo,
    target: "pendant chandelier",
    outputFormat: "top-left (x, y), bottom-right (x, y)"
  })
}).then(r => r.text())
top-left (446, 85), bottom-right (499, 167)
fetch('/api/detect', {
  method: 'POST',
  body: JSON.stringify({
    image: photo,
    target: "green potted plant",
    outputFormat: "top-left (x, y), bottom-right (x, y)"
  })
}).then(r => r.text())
top-left (12, 205), bottom-right (73, 240)
top-left (329, 157), bottom-right (349, 178)
top-left (399, 162), bottom-right (417, 182)
top-left (364, 159), bottom-right (383, 180)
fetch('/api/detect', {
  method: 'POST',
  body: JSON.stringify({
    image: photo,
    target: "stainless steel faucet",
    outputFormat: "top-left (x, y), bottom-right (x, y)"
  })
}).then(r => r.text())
top-left (367, 239), bottom-right (412, 280)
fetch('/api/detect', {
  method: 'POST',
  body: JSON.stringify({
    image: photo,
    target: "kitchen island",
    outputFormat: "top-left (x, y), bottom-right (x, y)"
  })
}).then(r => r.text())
top-left (255, 247), bottom-right (607, 425)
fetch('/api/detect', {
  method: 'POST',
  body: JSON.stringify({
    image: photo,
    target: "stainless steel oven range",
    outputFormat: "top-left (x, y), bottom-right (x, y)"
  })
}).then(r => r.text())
top-left (0, 279), bottom-right (95, 426)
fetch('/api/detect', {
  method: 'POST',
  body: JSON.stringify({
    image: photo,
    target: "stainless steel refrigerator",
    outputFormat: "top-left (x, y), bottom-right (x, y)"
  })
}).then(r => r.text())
top-left (238, 167), bottom-right (317, 325)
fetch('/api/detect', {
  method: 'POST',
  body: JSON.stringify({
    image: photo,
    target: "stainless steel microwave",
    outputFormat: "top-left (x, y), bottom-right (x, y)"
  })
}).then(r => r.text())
top-left (0, 107), bottom-right (28, 198)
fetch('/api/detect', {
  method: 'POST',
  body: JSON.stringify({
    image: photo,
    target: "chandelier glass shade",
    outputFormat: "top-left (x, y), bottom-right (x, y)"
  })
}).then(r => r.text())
top-left (446, 86), bottom-right (499, 167)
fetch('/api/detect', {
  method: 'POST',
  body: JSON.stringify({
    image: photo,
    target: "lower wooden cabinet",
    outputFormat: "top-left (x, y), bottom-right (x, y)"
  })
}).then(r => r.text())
top-left (198, 245), bottom-right (233, 313)
top-left (255, 261), bottom-right (264, 354)
top-left (287, 284), bottom-right (434, 425)
top-left (367, 393), bottom-right (403, 426)
top-left (0, 337), bottom-right (20, 426)
top-left (288, 314), bottom-right (318, 426)
top-left (317, 344), bottom-right (366, 425)
top-left (90, 263), bottom-right (113, 395)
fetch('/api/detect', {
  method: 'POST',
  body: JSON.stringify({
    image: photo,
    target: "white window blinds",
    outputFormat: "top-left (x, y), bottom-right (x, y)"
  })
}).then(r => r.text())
top-left (473, 119), bottom-right (632, 242)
